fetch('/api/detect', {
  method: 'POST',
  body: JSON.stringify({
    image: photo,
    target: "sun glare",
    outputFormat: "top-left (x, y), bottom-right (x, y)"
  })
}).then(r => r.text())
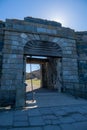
top-left (47, 10), bottom-right (68, 27)
top-left (52, 16), bottom-right (67, 27)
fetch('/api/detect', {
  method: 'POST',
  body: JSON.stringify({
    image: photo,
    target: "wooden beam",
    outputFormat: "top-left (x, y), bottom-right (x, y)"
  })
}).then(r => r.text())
top-left (26, 57), bottom-right (49, 64)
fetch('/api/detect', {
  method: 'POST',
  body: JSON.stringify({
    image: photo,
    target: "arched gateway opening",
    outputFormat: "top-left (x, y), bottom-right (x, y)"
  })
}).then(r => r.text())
top-left (24, 40), bottom-right (62, 100)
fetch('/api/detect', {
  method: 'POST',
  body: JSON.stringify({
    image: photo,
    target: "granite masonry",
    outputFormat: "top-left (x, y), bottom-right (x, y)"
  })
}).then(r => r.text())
top-left (0, 17), bottom-right (87, 107)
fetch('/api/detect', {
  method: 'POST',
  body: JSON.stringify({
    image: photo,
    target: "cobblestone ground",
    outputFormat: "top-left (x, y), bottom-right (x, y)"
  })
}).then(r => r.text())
top-left (0, 91), bottom-right (87, 130)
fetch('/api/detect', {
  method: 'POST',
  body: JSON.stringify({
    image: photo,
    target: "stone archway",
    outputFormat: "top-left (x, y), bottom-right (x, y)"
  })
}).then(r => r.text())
top-left (24, 40), bottom-right (62, 91)
top-left (24, 40), bottom-right (62, 57)
top-left (15, 34), bottom-right (78, 107)
top-left (0, 18), bottom-right (79, 108)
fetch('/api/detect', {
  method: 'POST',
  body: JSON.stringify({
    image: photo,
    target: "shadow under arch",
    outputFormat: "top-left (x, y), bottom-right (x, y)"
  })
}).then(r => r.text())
top-left (24, 40), bottom-right (62, 57)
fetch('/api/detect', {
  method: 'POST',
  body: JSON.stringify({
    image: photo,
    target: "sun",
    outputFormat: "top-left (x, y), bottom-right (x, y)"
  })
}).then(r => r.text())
top-left (52, 16), bottom-right (67, 27)
top-left (48, 11), bottom-right (68, 27)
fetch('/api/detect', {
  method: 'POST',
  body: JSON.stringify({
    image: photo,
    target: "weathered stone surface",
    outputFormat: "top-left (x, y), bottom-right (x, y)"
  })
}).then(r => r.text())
top-left (0, 111), bottom-right (13, 126)
top-left (39, 107), bottom-right (53, 115)
top-left (9, 127), bottom-right (43, 130)
top-left (60, 124), bottom-right (75, 130)
top-left (28, 108), bottom-right (41, 116)
top-left (73, 121), bottom-right (87, 130)
top-left (13, 121), bottom-right (29, 127)
top-left (44, 125), bottom-right (61, 130)
top-left (24, 17), bottom-right (61, 27)
top-left (29, 116), bottom-right (45, 126)
top-left (0, 17), bottom-right (87, 107)
top-left (76, 32), bottom-right (87, 98)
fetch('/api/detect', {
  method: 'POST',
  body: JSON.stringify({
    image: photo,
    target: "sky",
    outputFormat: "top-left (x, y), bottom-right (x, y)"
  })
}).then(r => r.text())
top-left (0, 0), bottom-right (87, 72)
top-left (26, 64), bottom-right (40, 73)
top-left (0, 0), bottom-right (87, 31)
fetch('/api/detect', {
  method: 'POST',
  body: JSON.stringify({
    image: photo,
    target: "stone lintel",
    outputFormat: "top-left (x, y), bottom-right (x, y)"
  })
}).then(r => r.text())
top-left (3, 28), bottom-right (75, 40)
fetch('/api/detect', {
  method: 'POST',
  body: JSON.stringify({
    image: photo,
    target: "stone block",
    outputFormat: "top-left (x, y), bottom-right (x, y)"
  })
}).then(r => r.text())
top-left (44, 125), bottom-right (61, 130)
top-left (28, 108), bottom-right (41, 116)
top-left (33, 34), bottom-right (40, 40)
top-left (51, 119), bottom-right (61, 125)
top-left (0, 89), bottom-right (15, 107)
top-left (60, 124), bottom-right (75, 130)
top-left (37, 27), bottom-right (47, 33)
top-left (25, 25), bottom-right (37, 32)
top-left (39, 34), bottom-right (49, 41)
top-left (24, 17), bottom-right (61, 27)
top-left (63, 75), bottom-right (79, 82)
top-left (20, 33), bottom-right (28, 39)
top-left (0, 128), bottom-right (8, 130)
top-left (14, 109), bottom-right (28, 116)
top-left (61, 42), bottom-right (68, 47)
top-left (82, 35), bottom-right (87, 42)
top-left (14, 115), bottom-right (28, 121)
top-left (3, 63), bottom-right (20, 69)
top-left (0, 111), bottom-right (13, 126)
top-left (61, 27), bottom-right (75, 39)
top-left (44, 119), bottom-right (52, 125)
top-left (73, 121), bottom-right (87, 130)
top-left (29, 116), bottom-right (44, 126)
top-left (63, 70), bottom-right (71, 76)
top-left (59, 116), bottom-right (75, 123)
top-left (12, 24), bottom-right (23, 30)
top-left (52, 37), bottom-right (59, 42)
top-left (71, 113), bottom-right (86, 121)
top-left (28, 34), bottom-right (35, 40)
top-left (1, 85), bottom-right (16, 90)
top-left (53, 110), bottom-right (67, 116)
top-left (39, 107), bottom-right (53, 115)
top-left (43, 115), bottom-right (57, 120)
top-left (13, 121), bottom-right (29, 127)
top-left (63, 50), bottom-right (72, 55)
top-left (9, 127), bottom-right (43, 130)
top-left (46, 28), bottom-right (57, 35)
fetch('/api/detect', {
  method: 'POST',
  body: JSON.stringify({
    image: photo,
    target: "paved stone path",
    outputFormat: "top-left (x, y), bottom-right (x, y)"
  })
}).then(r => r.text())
top-left (0, 92), bottom-right (87, 130)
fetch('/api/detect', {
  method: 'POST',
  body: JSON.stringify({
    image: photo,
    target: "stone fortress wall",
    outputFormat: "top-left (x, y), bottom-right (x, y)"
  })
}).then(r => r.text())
top-left (0, 17), bottom-right (87, 107)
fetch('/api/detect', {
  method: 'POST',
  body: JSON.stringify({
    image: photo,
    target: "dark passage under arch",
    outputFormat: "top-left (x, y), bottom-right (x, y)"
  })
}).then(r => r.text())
top-left (24, 40), bottom-right (62, 57)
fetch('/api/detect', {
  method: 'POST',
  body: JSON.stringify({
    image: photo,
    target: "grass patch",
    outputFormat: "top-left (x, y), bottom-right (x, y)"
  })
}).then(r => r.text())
top-left (26, 79), bottom-right (41, 87)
